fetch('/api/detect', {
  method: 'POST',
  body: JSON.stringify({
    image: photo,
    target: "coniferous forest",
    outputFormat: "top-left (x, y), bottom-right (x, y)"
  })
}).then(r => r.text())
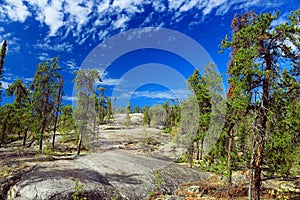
top-left (0, 9), bottom-right (299, 200)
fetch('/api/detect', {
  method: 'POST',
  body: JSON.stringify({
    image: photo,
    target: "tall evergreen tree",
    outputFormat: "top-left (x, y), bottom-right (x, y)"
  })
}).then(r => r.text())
top-left (74, 69), bottom-right (100, 155)
top-left (96, 87), bottom-right (106, 124)
top-left (105, 97), bottom-right (113, 121)
top-left (0, 40), bottom-right (7, 104)
top-left (6, 79), bottom-right (30, 142)
top-left (221, 10), bottom-right (300, 199)
top-left (30, 57), bottom-right (62, 151)
top-left (52, 76), bottom-right (64, 150)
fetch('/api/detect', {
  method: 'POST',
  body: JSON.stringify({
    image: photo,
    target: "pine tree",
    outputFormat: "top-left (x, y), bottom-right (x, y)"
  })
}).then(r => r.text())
top-left (52, 76), bottom-right (64, 150)
top-left (96, 87), bottom-right (106, 124)
top-left (6, 79), bottom-right (30, 142)
top-left (30, 57), bottom-right (62, 151)
top-left (0, 40), bottom-right (7, 104)
top-left (143, 106), bottom-right (151, 128)
top-left (221, 10), bottom-right (300, 199)
top-left (59, 105), bottom-right (74, 132)
top-left (74, 69), bottom-right (100, 155)
top-left (105, 97), bottom-right (112, 122)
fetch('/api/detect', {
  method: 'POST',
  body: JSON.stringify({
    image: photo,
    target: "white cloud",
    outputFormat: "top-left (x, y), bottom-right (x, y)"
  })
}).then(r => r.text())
top-left (168, 0), bottom-right (185, 11)
top-left (98, 30), bottom-right (109, 41)
top-left (113, 15), bottom-right (130, 30)
top-left (35, 40), bottom-right (73, 53)
top-left (0, 81), bottom-right (10, 89)
top-left (97, 0), bottom-right (111, 13)
top-left (112, 0), bottom-right (147, 12)
top-left (64, 0), bottom-right (93, 35)
top-left (271, 13), bottom-right (289, 27)
top-left (0, 27), bottom-right (4, 32)
top-left (63, 96), bottom-right (78, 101)
top-left (37, 52), bottom-right (50, 61)
top-left (64, 59), bottom-right (79, 71)
top-left (24, 77), bottom-right (34, 84)
top-left (0, 0), bottom-right (286, 48)
top-left (1, 0), bottom-right (31, 22)
top-left (152, 1), bottom-right (166, 12)
top-left (95, 70), bottom-right (119, 86)
top-left (98, 78), bottom-right (120, 86)
top-left (179, 0), bottom-right (199, 12)
top-left (133, 90), bottom-right (174, 99)
top-left (44, 0), bottom-right (64, 36)
top-left (202, 0), bottom-right (227, 15)
top-left (131, 88), bottom-right (190, 100)
top-left (0, 33), bottom-right (21, 54)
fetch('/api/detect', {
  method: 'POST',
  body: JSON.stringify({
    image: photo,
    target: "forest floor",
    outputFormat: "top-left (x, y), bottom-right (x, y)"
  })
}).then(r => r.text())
top-left (0, 113), bottom-right (299, 199)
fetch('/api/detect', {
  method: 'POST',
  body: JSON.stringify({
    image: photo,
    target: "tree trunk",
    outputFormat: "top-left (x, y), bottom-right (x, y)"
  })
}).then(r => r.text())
top-left (227, 128), bottom-right (234, 187)
top-left (1, 107), bottom-right (12, 147)
top-left (195, 140), bottom-right (199, 160)
top-left (188, 144), bottom-right (193, 168)
top-left (77, 129), bottom-right (83, 155)
top-left (248, 132), bottom-right (256, 200)
top-left (253, 53), bottom-right (271, 200)
top-left (200, 137), bottom-right (204, 160)
top-left (52, 79), bottom-right (63, 151)
top-left (23, 127), bottom-right (29, 146)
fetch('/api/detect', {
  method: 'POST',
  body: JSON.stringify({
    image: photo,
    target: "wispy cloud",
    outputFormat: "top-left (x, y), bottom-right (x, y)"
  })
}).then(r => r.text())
top-left (63, 96), bottom-right (77, 101)
top-left (0, 0), bottom-right (285, 48)
top-left (95, 70), bottom-right (119, 86)
top-left (37, 52), bottom-right (50, 61)
top-left (132, 88), bottom-right (190, 100)
top-left (0, 32), bottom-right (21, 54)
top-left (98, 78), bottom-right (120, 86)
top-left (35, 39), bottom-right (73, 53)
top-left (64, 59), bottom-right (79, 71)
top-left (133, 90), bottom-right (174, 99)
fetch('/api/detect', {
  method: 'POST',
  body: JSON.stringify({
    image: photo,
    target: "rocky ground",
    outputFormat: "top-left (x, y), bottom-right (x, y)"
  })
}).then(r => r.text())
top-left (0, 113), bottom-right (299, 200)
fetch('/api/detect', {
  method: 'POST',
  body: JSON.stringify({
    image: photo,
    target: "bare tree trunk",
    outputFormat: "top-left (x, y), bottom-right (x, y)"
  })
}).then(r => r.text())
top-left (77, 130), bottom-right (82, 155)
top-left (23, 127), bottom-right (29, 146)
top-left (195, 140), bottom-right (199, 160)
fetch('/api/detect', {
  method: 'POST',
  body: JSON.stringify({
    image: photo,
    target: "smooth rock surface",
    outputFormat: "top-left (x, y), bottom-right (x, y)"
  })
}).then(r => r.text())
top-left (7, 150), bottom-right (210, 200)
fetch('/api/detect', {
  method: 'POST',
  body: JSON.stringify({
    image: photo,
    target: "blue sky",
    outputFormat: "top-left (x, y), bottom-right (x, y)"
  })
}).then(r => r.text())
top-left (0, 0), bottom-right (299, 108)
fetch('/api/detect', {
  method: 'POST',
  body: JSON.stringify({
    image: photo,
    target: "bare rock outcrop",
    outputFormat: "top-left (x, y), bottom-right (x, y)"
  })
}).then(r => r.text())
top-left (5, 150), bottom-right (210, 200)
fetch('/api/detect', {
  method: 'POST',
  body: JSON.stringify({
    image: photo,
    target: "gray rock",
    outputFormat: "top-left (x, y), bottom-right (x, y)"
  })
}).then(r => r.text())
top-left (187, 185), bottom-right (200, 193)
top-left (164, 195), bottom-right (184, 200)
top-left (6, 150), bottom-right (210, 200)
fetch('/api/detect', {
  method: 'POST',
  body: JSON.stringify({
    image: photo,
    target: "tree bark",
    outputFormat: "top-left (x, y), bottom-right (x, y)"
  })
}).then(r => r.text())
top-left (227, 128), bottom-right (234, 187)
top-left (200, 137), bottom-right (204, 160)
top-left (77, 130), bottom-right (82, 155)
top-left (195, 140), bottom-right (199, 160)
top-left (22, 127), bottom-right (29, 146)
top-left (52, 78), bottom-right (63, 151)
top-left (253, 52), bottom-right (271, 200)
